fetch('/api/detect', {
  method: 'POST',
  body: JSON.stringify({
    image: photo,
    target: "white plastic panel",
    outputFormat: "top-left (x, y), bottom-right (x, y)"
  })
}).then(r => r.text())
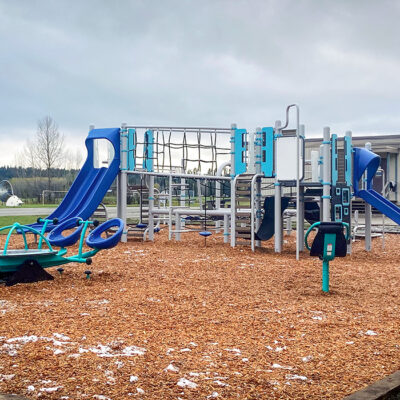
top-left (276, 136), bottom-right (304, 181)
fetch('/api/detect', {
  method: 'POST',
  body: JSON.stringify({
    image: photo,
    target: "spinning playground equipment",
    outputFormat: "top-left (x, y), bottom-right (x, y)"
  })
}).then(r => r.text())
top-left (29, 105), bottom-right (400, 269)
top-left (0, 217), bottom-right (124, 274)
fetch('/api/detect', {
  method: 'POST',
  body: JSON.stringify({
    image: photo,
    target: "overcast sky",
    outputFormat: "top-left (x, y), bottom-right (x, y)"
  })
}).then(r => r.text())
top-left (0, 0), bottom-right (399, 166)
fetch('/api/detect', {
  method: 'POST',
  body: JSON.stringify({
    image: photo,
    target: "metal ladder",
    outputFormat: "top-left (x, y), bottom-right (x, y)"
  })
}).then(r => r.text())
top-left (231, 174), bottom-right (263, 249)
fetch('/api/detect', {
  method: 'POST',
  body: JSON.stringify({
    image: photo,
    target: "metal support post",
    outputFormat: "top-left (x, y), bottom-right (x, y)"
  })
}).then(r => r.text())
top-left (365, 142), bottom-right (372, 251)
top-left (322, 127), bottom-right (331, 222)
top-left (148, 175), bottom-right (155, 241)
top-left (118, 123), bottom-right (128, 242)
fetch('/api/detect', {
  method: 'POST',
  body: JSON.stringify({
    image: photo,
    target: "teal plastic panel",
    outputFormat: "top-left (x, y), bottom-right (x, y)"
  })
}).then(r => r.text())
top-left (261, 127), bottom-right (274, 177)
top-left (143, 129), bottom-right (154, 172)
top-left (234, 128), bottom-right (246, 176)
top-left (128, 128), bottom-right (136, 171)
top-left (344, 136), bottom-right (352, 186)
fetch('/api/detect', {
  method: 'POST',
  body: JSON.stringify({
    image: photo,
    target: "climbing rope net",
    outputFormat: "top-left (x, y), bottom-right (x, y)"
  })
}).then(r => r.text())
top-left (126, 126), bottom-right (232, 174)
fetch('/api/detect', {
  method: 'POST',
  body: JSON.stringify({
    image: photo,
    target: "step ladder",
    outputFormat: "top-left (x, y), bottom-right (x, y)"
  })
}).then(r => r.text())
top-left (231, 174), bottom-right (263, 249)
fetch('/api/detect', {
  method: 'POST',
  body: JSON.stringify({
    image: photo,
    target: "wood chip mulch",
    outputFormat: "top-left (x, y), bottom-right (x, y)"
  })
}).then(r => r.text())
top-left (0, 229), bottom-right (399, 399)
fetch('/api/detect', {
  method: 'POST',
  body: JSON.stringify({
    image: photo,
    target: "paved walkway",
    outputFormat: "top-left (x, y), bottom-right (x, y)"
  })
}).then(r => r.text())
top-left (0, 207), bottom-right (140, 218)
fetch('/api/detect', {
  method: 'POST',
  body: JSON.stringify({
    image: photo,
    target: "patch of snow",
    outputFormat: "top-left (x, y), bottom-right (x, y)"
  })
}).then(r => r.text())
top-left (189, 342), bottom-right (198, 347)
top-left (7, 335), bottom-right (39, 344)
top-left (177, 378), bottom-right (198, 389)
top-left (137, 388), bottom-right (145, 394)
top-left (180, 348), bottom-right (191, 352)
top-left (207, 392), bottom-right (219, 398)
top-left (272, 363), bottom-right (293, 370)
top-left (130, 375), bottom-right (138, 382)
top-left (224, 348), bottom-right (241, 355)
top-left (242, 358), bottom-right (249, 362)
top-left (365, 330), bottom-right (377, 336)
top-left (302, 355), bottom-right (313, 362)
top-left (0, 374), bottom-right (15, 381)
top-left (27, 385), bottom-right (35, 391)
top-left (213, 380), bottom-right (228, 387)
top-left (81, 344), bottom-right (146, 357)
top-left (93, 396), bottom-right (111, 400)
top-left (164, 363), bottom-right (179, 373)
top-left (53, 333), bottom-right (70, 341)
top-left (40, 386), bottom-right (63, 392)
top-left (286, 374), bottom-right (308, 381)
top-left (346, 341), bottom-right (354, 345)
top-left (312, 316), bottom-right (323, 321)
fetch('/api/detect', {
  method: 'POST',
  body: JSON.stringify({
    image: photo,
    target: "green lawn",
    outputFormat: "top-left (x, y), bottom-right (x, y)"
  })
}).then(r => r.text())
top-left (0, 215), bottom-right (46, 231)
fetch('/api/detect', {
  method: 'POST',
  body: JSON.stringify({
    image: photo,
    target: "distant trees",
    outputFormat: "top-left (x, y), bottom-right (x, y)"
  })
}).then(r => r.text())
top-left (24, 116), bottom-right (65, 190)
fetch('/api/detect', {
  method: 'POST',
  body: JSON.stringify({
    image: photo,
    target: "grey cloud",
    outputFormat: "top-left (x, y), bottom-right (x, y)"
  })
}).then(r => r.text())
top-left (0, 0), bottom-right (399, 159)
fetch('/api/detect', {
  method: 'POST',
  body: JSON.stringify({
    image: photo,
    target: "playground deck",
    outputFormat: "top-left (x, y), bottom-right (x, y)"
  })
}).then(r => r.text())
top-left (0, 231), bottom-right (399, 399)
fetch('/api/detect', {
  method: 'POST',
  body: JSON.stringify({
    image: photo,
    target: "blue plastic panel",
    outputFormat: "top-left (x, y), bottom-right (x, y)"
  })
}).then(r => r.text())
top-left (143, 130), bottom-right (154, 172)
top-left (261, 127), bottom-right (274, 177)
top-left (233, 128), bottom-right (247, 176)
top-left (353, 147), bottom-right (380, 193)
top-left (128, 128), bottom-right (136, 171)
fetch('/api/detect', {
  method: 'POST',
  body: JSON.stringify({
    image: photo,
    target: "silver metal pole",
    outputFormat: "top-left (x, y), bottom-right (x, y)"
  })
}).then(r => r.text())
top-left (298, 125), bottom-right (305, 252)
top-left (230, 123), bottom-right (237, 247)
top-left (223, 214), bottom-right (229, 244)
top-left (148, 175), bottom-right (155, 241)
top-left (120, 123), bottom-right (128, 242)
top-left (346, 130), bottom-right (353, 255)
top-left (215, 161), bottom-right (231, 232)
top-left (255, 175), bottom-right (262, 249)
top-left (322, 127), bottom-right (331, 222)
top-left (365, 142), bottom-right (372, 251)
top-left (231, 175), bottom-right (238, 247)
top-left (295, 108), bottom-right (300, 260)
top-left (274, 120), bottom-right (282, 253)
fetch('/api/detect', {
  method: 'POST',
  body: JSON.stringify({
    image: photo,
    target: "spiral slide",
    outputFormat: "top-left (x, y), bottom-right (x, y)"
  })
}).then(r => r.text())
top-left (28, 128), bottom-right (121, 232)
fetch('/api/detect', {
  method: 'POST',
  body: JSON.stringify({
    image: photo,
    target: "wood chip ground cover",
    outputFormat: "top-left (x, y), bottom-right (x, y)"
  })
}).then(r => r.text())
top-left (0, 230), bottom-right (399, 399)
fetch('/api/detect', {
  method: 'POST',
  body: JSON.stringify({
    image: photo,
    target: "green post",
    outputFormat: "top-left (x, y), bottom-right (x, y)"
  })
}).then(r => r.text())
top-left (322, 233), bottom-right (336, 293)
top-left (322, 260), bottom-right (329, 292)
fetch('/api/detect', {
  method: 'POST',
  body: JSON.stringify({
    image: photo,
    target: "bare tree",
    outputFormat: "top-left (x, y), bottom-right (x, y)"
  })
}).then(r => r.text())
top-left (25, 116), bottom-right (65, 190)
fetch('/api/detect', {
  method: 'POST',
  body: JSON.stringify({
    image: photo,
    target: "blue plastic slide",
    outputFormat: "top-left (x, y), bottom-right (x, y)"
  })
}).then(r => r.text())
top-left (353, 147), bottom-right (400, 224)
top-left (28, 128), bottom-right (120, 232)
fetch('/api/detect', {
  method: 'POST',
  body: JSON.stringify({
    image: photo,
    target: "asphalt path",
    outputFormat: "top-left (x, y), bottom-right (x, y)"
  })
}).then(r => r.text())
top-left (0, 207), bottom-right (140, 218)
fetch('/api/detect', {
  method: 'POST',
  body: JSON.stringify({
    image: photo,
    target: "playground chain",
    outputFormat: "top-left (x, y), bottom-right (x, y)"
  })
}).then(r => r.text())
top-left (0, 230), bottom-right (398, 399)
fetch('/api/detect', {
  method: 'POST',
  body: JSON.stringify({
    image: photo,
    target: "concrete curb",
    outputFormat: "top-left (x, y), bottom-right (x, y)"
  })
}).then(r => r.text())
top-left (343, 371), bottom-right (400, 400)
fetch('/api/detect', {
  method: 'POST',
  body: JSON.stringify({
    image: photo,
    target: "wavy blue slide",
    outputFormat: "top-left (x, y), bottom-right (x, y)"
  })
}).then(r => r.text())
top-left (353, 147), bottom-right (400, 224)
top-left (28, 128), bottom-right (120, 232)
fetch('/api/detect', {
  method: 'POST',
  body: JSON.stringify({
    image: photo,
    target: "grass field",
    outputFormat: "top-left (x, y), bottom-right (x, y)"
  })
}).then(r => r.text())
top-left (0, 215), bottom-right (46, 229)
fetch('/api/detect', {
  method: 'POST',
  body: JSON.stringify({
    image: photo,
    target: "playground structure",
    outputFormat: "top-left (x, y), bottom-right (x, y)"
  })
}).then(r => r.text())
top-left (27, 105), bottom-right (400, 270)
